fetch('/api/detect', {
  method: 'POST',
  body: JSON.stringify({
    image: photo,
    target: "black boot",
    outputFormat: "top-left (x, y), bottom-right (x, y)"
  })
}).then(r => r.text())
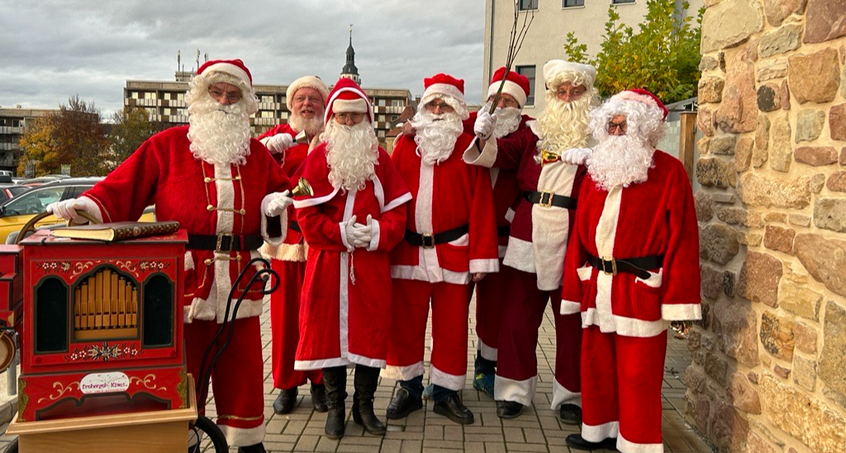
top-left (237, 443), bottom-right (266, 453)
top-left (351, 365), bottom-right (387, 435)
top-left (322, 366), bottom-right (347, 439)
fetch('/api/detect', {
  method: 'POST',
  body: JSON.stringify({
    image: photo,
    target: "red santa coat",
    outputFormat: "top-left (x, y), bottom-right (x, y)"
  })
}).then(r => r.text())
top-left (293, 143), bottom-right (411, 369)
top-left (561, 150), bottom-right (701, 335)
top-left (463, 122), bottom-right (586, 290)
top-left (84, 125), bottom-right (291, 323)
top-left (390, 133), bottom-right (500, 282)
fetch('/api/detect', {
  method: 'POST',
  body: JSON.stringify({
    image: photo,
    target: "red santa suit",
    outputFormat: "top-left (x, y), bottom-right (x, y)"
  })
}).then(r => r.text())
top-left (464, 120), bottom-right (585, 408)
top-left (561, 150), bottom-right (700, 452)
top-left (385, 132), bottom-right (500, 390)
top-left (293, 144), bottom-right (411, 368)
top-left (257, 123), bottom-right (323, 390)
top-left (83, 124), bottom-right (291, 446)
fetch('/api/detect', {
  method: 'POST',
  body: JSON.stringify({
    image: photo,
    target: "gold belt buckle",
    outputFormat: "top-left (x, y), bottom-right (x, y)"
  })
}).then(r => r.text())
top-left (539, 190), bottom-right (554, 208)
top-left (216, 232), bottom-right (235, 254)
top-left (601, 256), bottom-right (617, 276)
top-left (421, 233), bottom-right (435, 249)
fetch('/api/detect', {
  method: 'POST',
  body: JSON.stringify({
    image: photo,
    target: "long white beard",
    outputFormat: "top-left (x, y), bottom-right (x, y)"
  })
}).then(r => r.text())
top-left (410, 110), bottom-right (463, 165)
top-left (289, 114), bottom-right (323, 138)
top-left (536, 96), bottom-right (591, 155)
top-left (586, 135), bottom-right (655, 192)
top-left (187, 96), bottom-right (252, 165)
top-left (481, 103), bottom-right (522, 138)
top-left (323, 120), bottom-right (380, 192)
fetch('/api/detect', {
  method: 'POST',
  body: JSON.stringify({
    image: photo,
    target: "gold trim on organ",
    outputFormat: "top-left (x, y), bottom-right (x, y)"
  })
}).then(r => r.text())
top-left (73, 268), bottom-right (138, 340)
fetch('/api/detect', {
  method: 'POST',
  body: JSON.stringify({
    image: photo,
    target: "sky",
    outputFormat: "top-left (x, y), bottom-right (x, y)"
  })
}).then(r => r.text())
top-left (0, 0), bottom-right (486, 119)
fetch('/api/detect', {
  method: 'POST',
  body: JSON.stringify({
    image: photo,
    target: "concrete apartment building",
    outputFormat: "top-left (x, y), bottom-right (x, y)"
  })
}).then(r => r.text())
top-left (483, 0), bottom-right (704, 116)
top-left (0, 107), bottom-right (55, 173)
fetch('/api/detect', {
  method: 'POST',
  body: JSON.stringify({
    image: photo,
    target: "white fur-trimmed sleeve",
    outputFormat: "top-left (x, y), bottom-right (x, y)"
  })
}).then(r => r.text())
top-left (662, 304), bottom-right (702, 321)
top-left (470, 258), bottom-right (499, 274)
top-left (367, 219), bottom-right (381, 252)
top-left (463, 138), bottom-right (498, 168)
top-left (260, 195), bottom-right (288, 246)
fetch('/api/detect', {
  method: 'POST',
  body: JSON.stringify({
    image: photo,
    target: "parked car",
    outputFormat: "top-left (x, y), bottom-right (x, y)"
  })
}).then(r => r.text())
top-left (0, 177), bottom-right (155, 243)
top-left (0, 183), bottom-right (30, 204)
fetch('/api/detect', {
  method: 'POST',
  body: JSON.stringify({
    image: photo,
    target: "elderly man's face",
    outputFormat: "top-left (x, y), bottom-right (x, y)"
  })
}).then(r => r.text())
top-left (607, 114), bottom-right (628, 136)
top-left (207, 82), bottom-right (243, 105)
top-left (424, 98), bottom-right (455, 115)
top-left (334, 112), bottom-right (365, 126)
top-left (292, 87), bottom-right (325, 119)
top-left (487, 93), bottom-right (519, 109)
top-left (554, 82), bottom-right (586, 103)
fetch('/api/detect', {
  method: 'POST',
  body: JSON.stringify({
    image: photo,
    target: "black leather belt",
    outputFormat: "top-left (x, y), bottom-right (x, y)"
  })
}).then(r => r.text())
top-left (586, 253), bottom-right (664, 279)
top-left (187, 233), bottom-right (264, 252)
top-left (524, 190), bottom-right (577, 209)
top-left (497, 225), bottom-right (510, 237)
top-left (289, 221), bottom-right (301, 233)
top-left (405, 225), bottom-right (469, 249)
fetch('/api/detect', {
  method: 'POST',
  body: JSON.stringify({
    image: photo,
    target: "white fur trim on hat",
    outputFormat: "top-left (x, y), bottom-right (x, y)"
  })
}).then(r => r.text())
top-left (332, 98), bottom-right (368, 113)
top-left (286, 76), bottom-right (330, 110)
top-left (488, 80), bottom-right (528, 108)
top-left (201, 62), bottom-right (251, 88)
top-left (422, 83), bottom-right (466, 105)
top-left (543, 60), bottom-right (597, 88)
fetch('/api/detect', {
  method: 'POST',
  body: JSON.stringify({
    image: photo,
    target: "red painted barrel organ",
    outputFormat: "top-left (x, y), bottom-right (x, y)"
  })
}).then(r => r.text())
top-left (12, 230), bottom-right (188, 422)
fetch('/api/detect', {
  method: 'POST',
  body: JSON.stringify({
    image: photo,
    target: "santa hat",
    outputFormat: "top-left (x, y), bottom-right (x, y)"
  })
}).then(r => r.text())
top-left (197, 59), bottom-right (252, 88)
top-left (542, 59), bottom-right (596, 89)
top-left (286, 75), bottom-right (330, 110)
top-left (487, 67), bottom-right (530, 108)
top-left (610, 88), bottom-right (668, 120)
top-left (324, 77), bottom-right (373, 124)
top-left (421, 73), bottom-right (469, 119)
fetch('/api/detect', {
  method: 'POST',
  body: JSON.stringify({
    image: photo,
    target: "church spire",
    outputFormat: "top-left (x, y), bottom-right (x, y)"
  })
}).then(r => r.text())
top-left (340, 24), bottom-right (361, 85)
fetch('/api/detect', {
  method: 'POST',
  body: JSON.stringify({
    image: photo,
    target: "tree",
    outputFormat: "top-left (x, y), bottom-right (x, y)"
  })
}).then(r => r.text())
top-left (563, 0), bottom-right (702, 104)
top-left (17, 96), bottom-right (111, 176)
top-left (109, 106), bottom-right (156, 168)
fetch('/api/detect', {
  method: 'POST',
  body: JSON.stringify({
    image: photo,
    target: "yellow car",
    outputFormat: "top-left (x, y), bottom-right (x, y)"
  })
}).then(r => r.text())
top-left (0, 177), bottom-right (156, 244)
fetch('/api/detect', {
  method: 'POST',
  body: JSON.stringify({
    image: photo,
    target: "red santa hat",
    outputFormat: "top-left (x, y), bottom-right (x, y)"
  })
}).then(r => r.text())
top-left (487, 67), bottom-right (530, 108)
top-left (324, 77), bottom-right (373, 124)
top-left (286, 75), bottom-right (330, 110)
top-left (197, 59), bottom-right (252, 88)
top-left (610, 88), bottom-right (668, 120)
top-left (542, 59), bottom-right (596, 89)
top-left (421, 73), bottom-right (469, 119)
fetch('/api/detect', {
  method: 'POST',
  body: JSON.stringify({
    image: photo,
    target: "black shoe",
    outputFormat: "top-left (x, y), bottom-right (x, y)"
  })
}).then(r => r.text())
top-left (433, 393), bottom-right (474, 425)
top-left (559, 403), bottom-right (582, 425)
top-left (351, 365), bottom-right (387, 435)
top-left (311, 383), bottom-right (328, 412)
top-left (322, 366), bottom-right (348, 439)
top-left (273, 388), bottom-right (297, 414)
top-left (496, 400), bottom-right (523, 419)
top-left (237, 443), bottom-right (267, 453)
top-left (565, 434), bottom-right (617, 451)
top-left (385, 387), bottom-right (423, 420)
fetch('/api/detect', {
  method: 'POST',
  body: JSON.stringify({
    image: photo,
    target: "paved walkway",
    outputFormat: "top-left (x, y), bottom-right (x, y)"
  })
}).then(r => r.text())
top-left (0, 297), bottom-right (714, 452)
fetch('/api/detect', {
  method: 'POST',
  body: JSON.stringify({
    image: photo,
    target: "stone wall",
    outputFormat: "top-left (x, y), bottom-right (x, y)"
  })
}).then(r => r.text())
top-left (689, 0), bottom-right (846, 452)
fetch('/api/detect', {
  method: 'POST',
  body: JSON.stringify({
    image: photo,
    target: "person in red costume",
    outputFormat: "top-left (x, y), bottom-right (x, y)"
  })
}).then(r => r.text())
top-left (292, 78), bottom-right (411, 439)
top-left (562, 89), bottom-right (700, 453)
top-left (384, 73), bottom-right (499, 425)
top-left (257, 75), bottom-right (330, 415)
top-left (465, 60), bottom-right (597, 421)
top-left (47, 59), bottom-right (292, 453)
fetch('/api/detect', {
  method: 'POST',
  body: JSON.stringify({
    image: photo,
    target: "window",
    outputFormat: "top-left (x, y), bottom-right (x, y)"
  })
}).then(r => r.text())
top-left (516, 65), bottom-right (536, 106)
top-left (519, 0), bottom-right (538, 10)
top-left (612, 0), bottom-right (635, 3)
top-left (563, 0), bottom-right (584, 6)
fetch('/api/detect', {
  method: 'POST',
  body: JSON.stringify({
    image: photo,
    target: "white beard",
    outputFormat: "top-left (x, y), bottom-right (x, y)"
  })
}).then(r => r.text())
top-left (586, 134), bottom-right (655, 192)
top-left (482, 103), bottom-right (522, 138)
top-left (535, 95), bottom-right (591, 158)
top-left (289, 114), bottom-right (323, 138)
top-left (187, 96), bottom-right (252, 165)
top-left (322, 120), bottom-right (380, 192)
top-left (410, 110), bottom-right (463, 165)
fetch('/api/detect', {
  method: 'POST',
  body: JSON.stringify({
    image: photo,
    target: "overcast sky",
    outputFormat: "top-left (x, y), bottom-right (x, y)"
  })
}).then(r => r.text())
top-left (0, 0), bottom-right (485, 118)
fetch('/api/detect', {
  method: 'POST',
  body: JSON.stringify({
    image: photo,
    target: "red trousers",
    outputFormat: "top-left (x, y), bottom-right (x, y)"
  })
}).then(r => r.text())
top-left (581, 326), bottom-right (667, 452)
top-left (269, 259), bottom-right (322, 389)
top-left (386, 279), bottom-right (472, 390)
top-left (495, 267), bottom-right (581, 407)
top-left (185, 316), bottom-right (265, 447)
top-left (474, 258), bottom-right (508, 361)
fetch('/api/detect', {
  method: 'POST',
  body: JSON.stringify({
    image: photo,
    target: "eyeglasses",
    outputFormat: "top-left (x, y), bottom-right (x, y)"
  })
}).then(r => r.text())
top-left (335, 112), bottom-right (365, 123)
top-left (555, 86), bottom-right (586, 100)
top-left (424, 101), bottom-right (455, 113)
top-left (293, 95), bottom-right (323, 105)
top-left (208, 86), bottom-right (242, 102)
top-left (489, 96), bottom-right (519, 108)
top-left (607, 120), bottom-right (628, 134)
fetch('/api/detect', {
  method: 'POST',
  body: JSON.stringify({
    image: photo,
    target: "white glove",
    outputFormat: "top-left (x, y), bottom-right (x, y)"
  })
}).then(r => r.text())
top-left (46, 197), bottom-right (98, 223)
top-left (262, 133), bottom-right (295, 155)
top-left (351, 215), bottom-right (373, 248)
top-left (343, 215), bottom-right (359, 251)
top-left (474, 111), bottom-right (497, 140)
top-left (262, 190), bottom-right (293, 217)
top-left (561, 147), bottom-right (592, 165)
